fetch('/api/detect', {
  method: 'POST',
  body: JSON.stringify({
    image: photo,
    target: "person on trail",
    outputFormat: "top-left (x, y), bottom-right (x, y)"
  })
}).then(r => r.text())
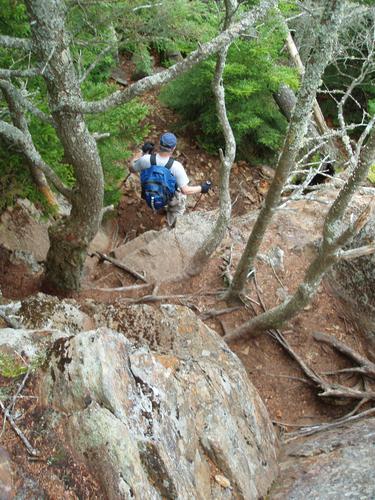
top-left (130, 132), bottom-right (212, 227)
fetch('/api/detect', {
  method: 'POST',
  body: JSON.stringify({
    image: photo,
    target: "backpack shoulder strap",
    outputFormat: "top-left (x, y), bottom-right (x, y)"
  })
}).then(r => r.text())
top-left (165, 157), bottom-right (175, 170)
top-left (150, 153), bottom-right (157, 166)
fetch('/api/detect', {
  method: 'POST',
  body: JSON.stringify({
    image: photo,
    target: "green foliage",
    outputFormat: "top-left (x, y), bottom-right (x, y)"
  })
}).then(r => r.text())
top-left (0, 353), bottom-right (27, 378)
top-left (0, 2), bottom-right (151, 211)
top-left (0, 350), bottom-right (46, 379)
top-left (368, 164), bottom-right (375, 184)
top-left (83, 82), bottom-right (149, 205)
top-left (160, 15), bottom-right (298, 160)
top-left (132, 44), bottom-right (153, 79)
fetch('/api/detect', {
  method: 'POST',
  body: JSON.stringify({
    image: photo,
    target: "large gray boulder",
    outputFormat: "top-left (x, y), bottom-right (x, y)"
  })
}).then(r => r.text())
top-left (113, 211), bottom-right (216, 284)
top-left (41, 303), bottom-right (279, 499)
top-left (270, 418), bottom-right (375, 499)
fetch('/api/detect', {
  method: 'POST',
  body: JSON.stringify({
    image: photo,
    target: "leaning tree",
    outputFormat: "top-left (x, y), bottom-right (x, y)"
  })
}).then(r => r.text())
top-left (0, 0), bottom-right (277, 292)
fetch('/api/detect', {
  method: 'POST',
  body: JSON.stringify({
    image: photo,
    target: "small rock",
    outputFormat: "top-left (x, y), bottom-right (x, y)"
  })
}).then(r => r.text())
top-left (214, 474), bottom-right (231, 489)
top-left (259, 165), bottom-right (275, 179)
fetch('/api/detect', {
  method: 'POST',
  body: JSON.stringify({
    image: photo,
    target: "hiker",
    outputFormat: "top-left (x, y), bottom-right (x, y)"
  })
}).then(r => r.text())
top-left (129, 132), bottom-right (212, 227)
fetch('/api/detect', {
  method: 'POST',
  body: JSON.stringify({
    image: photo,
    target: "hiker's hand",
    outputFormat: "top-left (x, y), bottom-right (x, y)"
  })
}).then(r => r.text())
top-left (201, 181), bottom-right (212, 194)
top-left (141, 142), bottom-right (155, 155)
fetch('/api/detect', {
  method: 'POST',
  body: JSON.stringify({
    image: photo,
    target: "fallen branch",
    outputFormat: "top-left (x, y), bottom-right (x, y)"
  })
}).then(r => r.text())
top-left (338, 243), bottom-right (375, 260)
top-left (8, 368), bottom-right (31, 414)
top-left (88, 284), bottom-right (150, 292)
top-left (90, 251), bottom-right (147, 283)
top-left (267, 329), bottom-right (375, 402)
top-left (283, 407), bottom-right (375, 442)
top-left (119, 289), bottom-right (225, 304)
top-left (0, 400), bottom-right (39, 456)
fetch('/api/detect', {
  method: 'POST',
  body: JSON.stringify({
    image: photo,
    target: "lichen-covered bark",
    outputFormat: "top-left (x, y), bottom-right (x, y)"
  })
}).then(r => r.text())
top-left (25, 0), bottom-right (104, 291)
top-left (226, 0), bottom-right (346, 303)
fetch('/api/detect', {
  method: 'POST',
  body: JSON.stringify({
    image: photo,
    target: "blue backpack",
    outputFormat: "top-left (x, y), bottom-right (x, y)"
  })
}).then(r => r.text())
top-left (140, 154), bottom-right (177, 210)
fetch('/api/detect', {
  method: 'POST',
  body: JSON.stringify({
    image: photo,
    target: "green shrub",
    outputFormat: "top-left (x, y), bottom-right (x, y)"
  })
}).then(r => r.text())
top-left (132, 44), bottom-right (153, 80)
top-left (160, 14), bottom-right (298, 161)
top-left (0, 353), bottom-right (28, 378)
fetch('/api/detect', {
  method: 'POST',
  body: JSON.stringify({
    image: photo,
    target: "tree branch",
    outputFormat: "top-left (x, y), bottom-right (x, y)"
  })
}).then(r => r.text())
top-left (226, 0), bottom-right (346, 303)
top-left (0, 80), bottom-right (54, 125)
top-left (338, 243), bottom-right (375, 260)
top-left (0, 120), bottom-right (72, 200)
top-left (313, 331), bottom-right (375, 378)
top-left (0, 35), bottom-right (32, 51)
top-left (0, 68), bottom-right (40, 79)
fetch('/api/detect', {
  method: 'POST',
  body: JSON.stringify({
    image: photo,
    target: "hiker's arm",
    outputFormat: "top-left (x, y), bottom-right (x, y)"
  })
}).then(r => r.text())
top-left (180, 184), bottom-right (203, 195)
top-left (180, 181), bottom-right (212, 195)
top-left (129, 151), bottom-right (147, 173)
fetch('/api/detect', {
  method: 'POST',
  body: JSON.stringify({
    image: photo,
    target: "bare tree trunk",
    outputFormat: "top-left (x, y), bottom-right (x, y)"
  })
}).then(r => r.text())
top-left (226, 0), bottom-right (345, 303)
top-left (285, 32), bottom-right (330, 137)
top-left (225, 127), bottom-right (375, 342)
top-left (25, 0), bottom-right (104, 292)
top-left (187, 0), bottom-right (237, 276)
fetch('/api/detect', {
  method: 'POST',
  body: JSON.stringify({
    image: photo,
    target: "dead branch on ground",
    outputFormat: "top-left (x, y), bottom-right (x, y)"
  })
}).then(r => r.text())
top-left (283, 407), bottom-right (375, 442)
top-left (89, 251), bottom-right (147, 282)
top-left (267, 329), bottom-right (375, 402)
top-left (0, 398), bottom-right (39, 456)
top-left (313, 331), bottom-right (375, 379)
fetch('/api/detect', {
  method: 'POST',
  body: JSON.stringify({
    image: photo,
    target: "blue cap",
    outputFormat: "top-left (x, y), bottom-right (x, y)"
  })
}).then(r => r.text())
top-left (160, 132), bottom-right (177, 149)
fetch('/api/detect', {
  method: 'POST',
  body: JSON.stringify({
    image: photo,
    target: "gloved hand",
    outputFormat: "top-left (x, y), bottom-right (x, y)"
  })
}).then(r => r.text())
top-left (141, 141), bottom-right (155, 155)
top-left (201, 180), bottom-right (212, 194)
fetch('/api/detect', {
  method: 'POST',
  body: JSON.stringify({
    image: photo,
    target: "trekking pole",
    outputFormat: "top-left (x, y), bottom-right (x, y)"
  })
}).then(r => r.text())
top-left (192, 181), bottom-right (212, 211)
top-left (192, 193), bottom-right (203, 211)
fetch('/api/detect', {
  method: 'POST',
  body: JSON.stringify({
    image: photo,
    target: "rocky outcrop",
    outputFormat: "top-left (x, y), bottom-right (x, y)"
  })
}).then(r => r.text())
top-left (329, 214), bottom-right (375, 357)
top-left (270, 418), bottom-right (375, 499)
top-left (113, 211), bottom-right (216, 284)
top-left (41, 303), bottom-right (279, 499)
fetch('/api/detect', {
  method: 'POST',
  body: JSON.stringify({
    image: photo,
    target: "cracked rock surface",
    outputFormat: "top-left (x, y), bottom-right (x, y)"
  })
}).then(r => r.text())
top-left (42, 302), bottom-right (279, 499)
top-left (270, 418), bottom-right (375, 499)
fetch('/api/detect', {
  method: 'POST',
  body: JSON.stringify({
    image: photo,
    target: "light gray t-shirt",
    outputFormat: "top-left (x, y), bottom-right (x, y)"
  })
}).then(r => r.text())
top-left (132, 154), bottom-right (189, 188)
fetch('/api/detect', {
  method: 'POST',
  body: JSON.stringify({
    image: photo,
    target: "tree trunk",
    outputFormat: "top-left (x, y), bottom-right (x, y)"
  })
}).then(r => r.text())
top-left (226, 0), bottom-right (345, 303)
top-left (25, 0), bottom-right (104, 291)
top-left (187, 0), bottom-right (237, 275)
top-left (274, 83), bottom-right (339, 164)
